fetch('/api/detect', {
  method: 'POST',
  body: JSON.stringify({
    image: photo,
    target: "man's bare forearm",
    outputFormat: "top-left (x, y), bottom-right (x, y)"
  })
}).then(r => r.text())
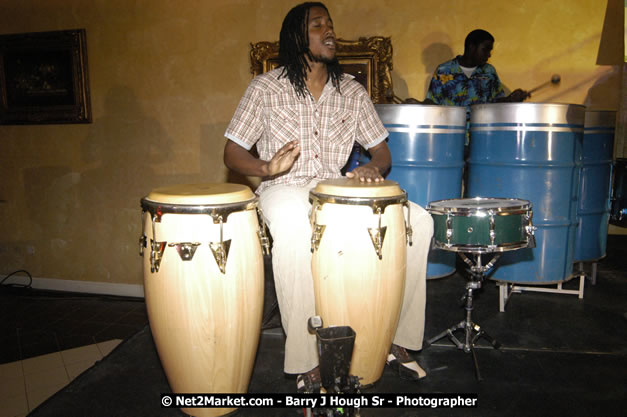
top-left (223, 140), bottom-right (269, 177)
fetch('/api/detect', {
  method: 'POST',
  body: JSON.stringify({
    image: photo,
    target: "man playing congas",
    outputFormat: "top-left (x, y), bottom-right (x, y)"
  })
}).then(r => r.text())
top-left (223, 1), bottom-right (432, 390)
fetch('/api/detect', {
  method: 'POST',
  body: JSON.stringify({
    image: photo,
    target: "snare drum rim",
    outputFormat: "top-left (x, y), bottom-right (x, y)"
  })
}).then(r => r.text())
top-left (426, 197), bottom-right (531, 216)
top-left (432, 240), bottom-right (530, 254)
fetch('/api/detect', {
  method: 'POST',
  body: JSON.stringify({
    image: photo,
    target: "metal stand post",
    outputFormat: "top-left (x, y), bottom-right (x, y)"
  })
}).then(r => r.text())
top-left (426, 253), bottom-right (501, 380)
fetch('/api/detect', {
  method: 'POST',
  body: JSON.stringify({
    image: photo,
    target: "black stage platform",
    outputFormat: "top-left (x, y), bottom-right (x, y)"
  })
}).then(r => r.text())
top-left (26, 235), bottom-right (627, 417)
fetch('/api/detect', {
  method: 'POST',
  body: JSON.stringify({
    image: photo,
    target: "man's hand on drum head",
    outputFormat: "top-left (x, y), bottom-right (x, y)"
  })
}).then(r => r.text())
top-left (346, 164), bottom-right (384, 182)
top-left (265, 140), bottom-right (300, 177)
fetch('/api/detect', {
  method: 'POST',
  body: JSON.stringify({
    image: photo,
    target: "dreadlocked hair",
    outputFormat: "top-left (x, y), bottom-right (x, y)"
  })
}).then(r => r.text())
top-left (278, 2), bottom-right (343, 98)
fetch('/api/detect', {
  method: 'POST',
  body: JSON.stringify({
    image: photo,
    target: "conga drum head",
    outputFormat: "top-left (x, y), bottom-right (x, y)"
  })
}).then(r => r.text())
top-left (143, 182), bottom-right (255, 206)
top-left (427, 197), bottom-right (534, 253)
top-left (312, 178), bottom-right (404, 198)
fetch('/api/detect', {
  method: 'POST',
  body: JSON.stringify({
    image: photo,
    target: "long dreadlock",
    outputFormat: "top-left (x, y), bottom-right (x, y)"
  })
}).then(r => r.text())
top-left (278, 2), bottom-right (343, 98)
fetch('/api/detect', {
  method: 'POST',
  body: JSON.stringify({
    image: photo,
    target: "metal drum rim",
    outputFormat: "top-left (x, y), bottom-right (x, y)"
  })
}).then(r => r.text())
top-left (309, 191), bottom-right (408, 207)
top-left (140, 197), bottom-right (258, 216)
top-left (375, 103), bottom-right (467, 126)
top-left (469, 102), bottom-right (586, 125)
top-left (433, 240), bottom-right (531, 253)
top-left (375, 103), bottom-right (464, 110)
top-left (470, 102), bottom-right (586, 110)
top-left (427, 197), bottom-right (532, 215)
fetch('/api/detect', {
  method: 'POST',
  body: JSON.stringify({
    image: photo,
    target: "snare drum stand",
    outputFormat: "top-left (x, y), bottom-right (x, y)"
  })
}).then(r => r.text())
top-left (426, 252), bottom-right (501, 381)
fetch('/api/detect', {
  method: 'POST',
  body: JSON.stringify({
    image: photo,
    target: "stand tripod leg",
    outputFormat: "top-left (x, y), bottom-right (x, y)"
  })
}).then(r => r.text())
top-left (470, 345), bottom-right (482, 381)
top-left (472, 327), bottom-right (501, 350)
top-left (426, 321), bottom-right (465, 350)
top-left (426, 252), bottom-right (506, 380)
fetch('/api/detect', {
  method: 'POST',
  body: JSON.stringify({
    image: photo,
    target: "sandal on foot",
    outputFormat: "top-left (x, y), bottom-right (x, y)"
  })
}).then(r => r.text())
top-left (386, 344), bottom-right (427, 381)
top-left (296, 366), bottom-right (325, 393)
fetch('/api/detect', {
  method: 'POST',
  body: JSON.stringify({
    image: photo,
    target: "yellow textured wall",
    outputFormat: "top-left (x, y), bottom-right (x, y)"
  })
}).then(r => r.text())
top-left (0, 0), bottom-right (623, 286)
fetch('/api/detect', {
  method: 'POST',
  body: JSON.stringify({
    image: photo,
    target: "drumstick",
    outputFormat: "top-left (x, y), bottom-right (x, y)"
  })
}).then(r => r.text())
top-left (528, 74), bottom-right (561, 94)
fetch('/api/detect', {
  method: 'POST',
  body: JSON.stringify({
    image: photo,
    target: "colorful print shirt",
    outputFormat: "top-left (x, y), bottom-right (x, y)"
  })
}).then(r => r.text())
top-left (426, 56), bottom-right (505, 113)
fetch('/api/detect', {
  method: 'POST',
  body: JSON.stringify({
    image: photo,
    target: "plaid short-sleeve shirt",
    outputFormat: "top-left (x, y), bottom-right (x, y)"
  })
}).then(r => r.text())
top-left (225, 68), bottom-right (388, 194)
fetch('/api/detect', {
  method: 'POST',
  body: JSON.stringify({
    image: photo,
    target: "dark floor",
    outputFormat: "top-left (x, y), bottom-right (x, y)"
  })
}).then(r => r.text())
top-left (2, 235), bottom-right (626, 417)
top-left (0, 288), bottom-right (148, 365)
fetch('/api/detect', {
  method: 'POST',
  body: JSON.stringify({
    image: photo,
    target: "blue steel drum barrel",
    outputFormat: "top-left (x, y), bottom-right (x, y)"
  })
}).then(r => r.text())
top-left (467, 103), bottom-right (585, 284)
top-left (574, 110), bottom-right (616, 262)
top-left (375, 104), bottom-right (466, 279)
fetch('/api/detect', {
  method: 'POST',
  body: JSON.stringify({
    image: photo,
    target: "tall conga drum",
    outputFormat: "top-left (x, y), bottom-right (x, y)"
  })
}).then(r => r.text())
top-left (375, 104), bottom-right (466, 279)
top-left (467, 103), bottom-right (585, 284)
top-left (309, 178), bottom-right (409, 386)
top-left (575, 110), bottom-right (616, 262)
top-left (139, 183), bottom-right (266, 417)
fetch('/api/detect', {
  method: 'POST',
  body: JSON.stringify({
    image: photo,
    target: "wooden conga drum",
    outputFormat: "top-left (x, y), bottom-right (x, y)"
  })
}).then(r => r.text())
top-left (140, 183), bottom-right (267, 417)
top-left (309, 178), bottom-right (410, 386)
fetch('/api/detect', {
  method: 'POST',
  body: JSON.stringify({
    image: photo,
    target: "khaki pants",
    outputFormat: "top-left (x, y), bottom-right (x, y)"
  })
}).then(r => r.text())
top-left (259, 180), bottom-right (433, 374)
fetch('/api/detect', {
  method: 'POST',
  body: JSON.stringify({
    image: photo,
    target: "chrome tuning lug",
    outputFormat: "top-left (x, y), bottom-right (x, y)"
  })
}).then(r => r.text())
top-left (311, 224), bottom-right (326, 253)
top-left (168, 242), bottom-right (201, 261)
top-left (139, 234), bottom-right (147, 257)
top-left (208, 216), bottom-right (231, 274)
top-left (404, 201), bottom-right (413, 246)
top-left (150, 240), bottom-right (167, 273)
top-left (256, 207), bottom-right (271, 255)
top-left (368, 207), bottom-right (387, 260)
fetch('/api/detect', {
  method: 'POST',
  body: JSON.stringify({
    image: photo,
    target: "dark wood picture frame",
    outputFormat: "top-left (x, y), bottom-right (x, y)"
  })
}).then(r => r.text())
top-left (0, 29), bottom-right (92, 125)
top-left (250, 36), bottom-right (394, 104)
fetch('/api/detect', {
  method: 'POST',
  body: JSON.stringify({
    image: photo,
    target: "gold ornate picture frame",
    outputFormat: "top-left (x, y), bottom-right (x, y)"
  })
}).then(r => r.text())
top-left (250, 36), bottom-right (393, 104)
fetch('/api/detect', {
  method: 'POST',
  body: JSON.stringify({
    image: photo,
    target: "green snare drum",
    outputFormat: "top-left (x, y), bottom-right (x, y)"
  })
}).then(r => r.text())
top-left (427, 198), bottom-right (535, 253)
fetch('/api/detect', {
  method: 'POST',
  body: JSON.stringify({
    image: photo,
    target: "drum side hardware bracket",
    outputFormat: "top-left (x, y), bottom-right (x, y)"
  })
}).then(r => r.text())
top-left (310, 224), bottom-right (326, 253)
top-left (404, 201), bottom-right (413, 246)
top-left (488, 210), bottom-right (496, 250)
top-left (209, 240), bottom-right (231, 274)
top-left (141, 200), bottom-right (262, 274)
top-left (168, 242), bottom-right (201, 261)
top-left (139, 234), bottom-right (147, 257)
top-left (310, 193), bottom-right (412, 255)
top-left (146, 211), bottom-right (166, 273)
top-left (139, 208), bottom-right (149, 257)
top-left (209, 216), bottom-right (231, 274)
top-left (255, 207), bottom-right (271, 255)
top-left (309, 193), bottom-right (408, 214)
top-left (445, 214), bottom-right (453, 247)
top-left (150, 239), bottom-right (167, 273)
top-left (367, 207), bottom-right (387, 260)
